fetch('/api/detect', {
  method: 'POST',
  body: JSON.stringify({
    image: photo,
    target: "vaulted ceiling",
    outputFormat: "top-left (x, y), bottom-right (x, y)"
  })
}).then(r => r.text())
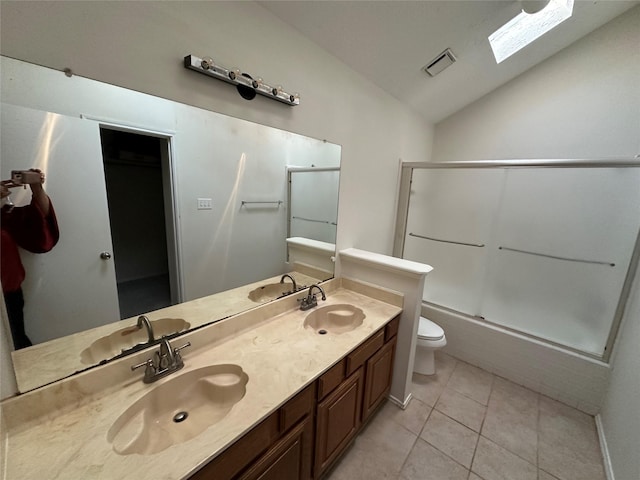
top-left (260, 1), bottom-right (638, 123)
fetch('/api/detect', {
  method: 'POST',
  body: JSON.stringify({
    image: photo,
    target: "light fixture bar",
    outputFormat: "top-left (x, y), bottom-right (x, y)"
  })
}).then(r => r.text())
top-left (184, 55), bottom-right (300, 106)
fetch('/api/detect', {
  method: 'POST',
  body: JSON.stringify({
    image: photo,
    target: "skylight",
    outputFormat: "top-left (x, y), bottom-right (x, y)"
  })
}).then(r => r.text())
top-left (489, 0), bottom-right (574, 64)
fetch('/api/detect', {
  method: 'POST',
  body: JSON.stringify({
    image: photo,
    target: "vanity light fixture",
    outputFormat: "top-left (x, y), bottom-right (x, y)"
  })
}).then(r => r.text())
top-left (184, 55), bottom-right (300, 106)
top-left (489, 0), bottom-right (574, 64)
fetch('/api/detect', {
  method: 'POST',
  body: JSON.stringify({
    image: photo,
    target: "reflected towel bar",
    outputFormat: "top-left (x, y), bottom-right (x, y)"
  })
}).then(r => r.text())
top-left (498, 246), bottom-right (615, 266)
top-left (241, 201), bottom-right (283, 206)
top-left (408, 232), bottom-right (485, 248)
top-left (292, 216), bottom-right (337, 226)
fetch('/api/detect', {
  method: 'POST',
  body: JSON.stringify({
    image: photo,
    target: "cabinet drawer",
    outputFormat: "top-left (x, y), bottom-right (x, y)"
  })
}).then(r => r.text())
top-left (317, 359), bottom-right (345, 401)
top-left (385, 315), bottom-right (400, 342)
top-left (280, 384), bottom-right (314, 433)
top-left (346, 329), bottom-right (384, 376)
top-left (190, 412), bottom-right (279, 480)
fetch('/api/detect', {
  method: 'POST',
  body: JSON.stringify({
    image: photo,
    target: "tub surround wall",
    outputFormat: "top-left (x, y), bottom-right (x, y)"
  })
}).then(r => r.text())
top-left (0, 277), bottom-right (403, 479)
top-left (424, 303), bottom-right (610, 415)
top-left (599, 277), bottom-right (640, 480)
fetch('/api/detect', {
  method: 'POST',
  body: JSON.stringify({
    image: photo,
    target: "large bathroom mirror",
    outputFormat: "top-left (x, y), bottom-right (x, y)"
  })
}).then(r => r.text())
top-left (1, 57), bottom-right (340, 391)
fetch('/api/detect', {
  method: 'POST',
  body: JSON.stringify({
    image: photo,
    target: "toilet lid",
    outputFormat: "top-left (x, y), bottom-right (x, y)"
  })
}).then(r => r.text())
top-left (418, 317), bottom-right (444, 340)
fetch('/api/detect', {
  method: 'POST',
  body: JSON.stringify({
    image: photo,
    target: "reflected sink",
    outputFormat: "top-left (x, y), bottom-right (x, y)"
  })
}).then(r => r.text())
top-left (248, 283), bottom-right (294, 302)
top-left (107, 364), bottom-right (249, 455)
top-left (304, 304), bottom-right (365, 335)
top-left (80, 318), bottom-right (191, 364)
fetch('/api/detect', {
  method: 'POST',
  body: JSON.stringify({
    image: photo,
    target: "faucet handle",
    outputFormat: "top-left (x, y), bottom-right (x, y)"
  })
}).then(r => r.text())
top-left (174, 342), bottom-right (191, 356)
top-left (131, 358), bottom-right (155, 380)
top-left (173, 342), bottom-right (191, 367)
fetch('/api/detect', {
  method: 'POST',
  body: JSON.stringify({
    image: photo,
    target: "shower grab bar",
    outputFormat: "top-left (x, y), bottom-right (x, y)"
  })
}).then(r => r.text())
top-left (408, 232), bottom-right (485, 248)
top-left (498, 246), bottom-right (615, 267)
top-left (292, 216), bottom-right (337, 226)
top-left (241, 200), bottom-right (283, 206)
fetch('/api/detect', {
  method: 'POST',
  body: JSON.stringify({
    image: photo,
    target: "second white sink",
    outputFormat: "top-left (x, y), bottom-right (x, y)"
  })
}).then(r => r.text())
top-left (304, 304), bottom-right (365, 335)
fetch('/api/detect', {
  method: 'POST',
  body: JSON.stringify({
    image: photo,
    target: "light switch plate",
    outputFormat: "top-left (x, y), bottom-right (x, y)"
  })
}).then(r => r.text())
top-left (197, 198), bottom-right (212, 210)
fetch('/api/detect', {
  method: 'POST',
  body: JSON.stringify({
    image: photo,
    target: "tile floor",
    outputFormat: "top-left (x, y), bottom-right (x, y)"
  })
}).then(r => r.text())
top-left (325, 352), bottom-right (606, 480)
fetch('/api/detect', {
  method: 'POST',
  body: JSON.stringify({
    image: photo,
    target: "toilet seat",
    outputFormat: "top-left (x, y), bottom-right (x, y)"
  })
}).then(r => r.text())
top-left (418, 317), bottom-right (444, 341)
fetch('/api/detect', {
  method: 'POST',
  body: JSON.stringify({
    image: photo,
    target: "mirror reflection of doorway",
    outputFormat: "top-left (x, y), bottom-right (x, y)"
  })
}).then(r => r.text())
top-left (99, 128), bottom-right (178, 319)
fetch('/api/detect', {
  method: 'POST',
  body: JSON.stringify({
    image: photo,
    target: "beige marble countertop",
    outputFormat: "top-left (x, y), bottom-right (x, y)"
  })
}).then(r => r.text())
top-left (12, 267), bottom-right (328, 393)
top-left (1, 278), bottom-right (402, 480)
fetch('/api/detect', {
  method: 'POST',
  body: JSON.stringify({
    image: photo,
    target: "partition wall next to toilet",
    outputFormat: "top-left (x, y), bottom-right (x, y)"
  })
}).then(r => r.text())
top-left (394, 159), bottom-right (640, 367)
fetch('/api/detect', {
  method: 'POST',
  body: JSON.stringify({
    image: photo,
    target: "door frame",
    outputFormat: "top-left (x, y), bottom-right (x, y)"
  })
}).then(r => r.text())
top-left (86, 115), bottom-right (184, 306)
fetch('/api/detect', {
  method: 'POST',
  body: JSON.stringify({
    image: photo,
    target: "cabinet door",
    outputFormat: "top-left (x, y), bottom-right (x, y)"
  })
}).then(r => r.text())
top-left (314, 368), bottom-right (363, 477)
top-left (239, 417), bottom-right (313, 480)
top-left (362, 340), bottom-right (395, 422)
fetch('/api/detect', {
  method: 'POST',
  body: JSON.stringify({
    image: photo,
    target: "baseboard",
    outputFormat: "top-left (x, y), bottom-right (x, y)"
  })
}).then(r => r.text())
top-left (388, 392), bottom-right (412, 410)
top-left (595, 414), bottom-right (615, 480)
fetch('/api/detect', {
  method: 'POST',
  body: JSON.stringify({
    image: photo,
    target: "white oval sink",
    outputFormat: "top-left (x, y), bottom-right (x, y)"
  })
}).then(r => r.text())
top-left (304, 304), bottom-right (365, 335)
top-left (80, 318), bottom-right (191, 364)
top-left (247, 283), bottom-right (294, 302)
top-left (107, 364), bottom-right (249, 455)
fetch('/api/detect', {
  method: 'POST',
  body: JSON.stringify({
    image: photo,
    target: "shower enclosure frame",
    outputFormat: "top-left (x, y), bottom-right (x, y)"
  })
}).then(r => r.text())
top-left (393, 158), bottom-right (640, 363)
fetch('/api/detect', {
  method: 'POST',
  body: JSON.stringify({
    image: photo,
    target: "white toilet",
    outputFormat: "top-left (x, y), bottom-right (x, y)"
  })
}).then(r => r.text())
top-left (414, 316), bottom-right (447, 375)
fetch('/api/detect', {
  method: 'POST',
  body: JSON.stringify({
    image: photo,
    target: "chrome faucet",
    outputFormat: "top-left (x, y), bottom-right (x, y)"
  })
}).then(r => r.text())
top-left (136, 315), bottom-right (155, 344)
top-left (280, 274), bottom-right (297, 293)
top-left (299, 284), bottom-right (326, 311)
top-left (131, 336), bottom-right (191, 383)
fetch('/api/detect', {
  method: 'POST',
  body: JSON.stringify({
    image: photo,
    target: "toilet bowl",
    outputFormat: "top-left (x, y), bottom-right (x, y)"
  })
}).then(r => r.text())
top-left (414, 316), bottom-right (447, 376)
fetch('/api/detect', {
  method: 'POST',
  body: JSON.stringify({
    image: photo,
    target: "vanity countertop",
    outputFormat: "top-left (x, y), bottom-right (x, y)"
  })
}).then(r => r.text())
top-left (0, 278), bottom-right (402, 480)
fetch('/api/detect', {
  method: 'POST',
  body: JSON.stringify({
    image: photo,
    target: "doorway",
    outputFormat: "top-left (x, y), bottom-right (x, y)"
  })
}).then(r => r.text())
top-left (99, 127), bottom-right (179, 319)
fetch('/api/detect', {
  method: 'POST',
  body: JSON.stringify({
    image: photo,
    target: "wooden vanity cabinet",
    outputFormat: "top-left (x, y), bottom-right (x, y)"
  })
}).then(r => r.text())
top-left (314, 315), bottom-right (399, 478)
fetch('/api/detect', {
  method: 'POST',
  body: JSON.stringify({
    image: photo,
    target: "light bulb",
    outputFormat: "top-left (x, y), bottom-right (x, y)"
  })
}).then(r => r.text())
top-left (200, 57), bottom-right (214, 70)
top-left (252, 77), bottom-right (263, 89)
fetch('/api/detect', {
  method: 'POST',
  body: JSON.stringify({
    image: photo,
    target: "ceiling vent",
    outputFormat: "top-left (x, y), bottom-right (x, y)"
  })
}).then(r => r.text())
top-left (423, 48), bottom-right (457, 77)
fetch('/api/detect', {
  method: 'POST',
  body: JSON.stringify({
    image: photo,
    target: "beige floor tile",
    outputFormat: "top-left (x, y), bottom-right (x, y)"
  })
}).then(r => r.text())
top-left (538, 470), bottom-right (561, 480)
top-left (399, 438), bottom-right (469, 480)
top-left (491, 376), bottom-right (539, 411)
top-left (324, 443), bottom-right (401, 480)
top-left (468, 474), bottom-right (485, 480)
top-left (351, 412), bottom-right (418, 474)
top-left (481, 378), bottom-right (538, 464)
top-left (379, 397), bottom-right (432, 436)
top-left (447, 362), bottom-right (494, 405)
top-left (420, 410), bottom-right (479, 468)
top-left (411, 352), bottom-right (457, 407)
top-left (538, 396), bottom-right (605, 480)
top-left (471, 436), bottom-right (537, 480)
top-left (435, 388), bottom-right (487, 432)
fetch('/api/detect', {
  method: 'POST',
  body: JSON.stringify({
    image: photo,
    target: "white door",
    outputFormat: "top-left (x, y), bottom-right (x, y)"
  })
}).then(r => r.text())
top-left (1, 103), bottom-right (120, 343)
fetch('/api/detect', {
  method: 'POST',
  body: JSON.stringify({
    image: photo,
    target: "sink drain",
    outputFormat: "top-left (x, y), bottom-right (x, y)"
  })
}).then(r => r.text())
top-left (318, 329), bottom-right (327, 335)
top-left (173, 411), bottom-right (189, 423)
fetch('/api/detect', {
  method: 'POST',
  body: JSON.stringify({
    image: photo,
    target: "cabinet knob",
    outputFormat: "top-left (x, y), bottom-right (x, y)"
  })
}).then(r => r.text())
top-left (100, 251), bottom-right (112, 260)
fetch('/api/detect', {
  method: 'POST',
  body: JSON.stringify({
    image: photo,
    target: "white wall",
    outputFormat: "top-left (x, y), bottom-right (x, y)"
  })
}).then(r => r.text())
top-left (432, 6), bottom-right (640, 162)
top-left (599, 276), bottom-right (640, 480)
